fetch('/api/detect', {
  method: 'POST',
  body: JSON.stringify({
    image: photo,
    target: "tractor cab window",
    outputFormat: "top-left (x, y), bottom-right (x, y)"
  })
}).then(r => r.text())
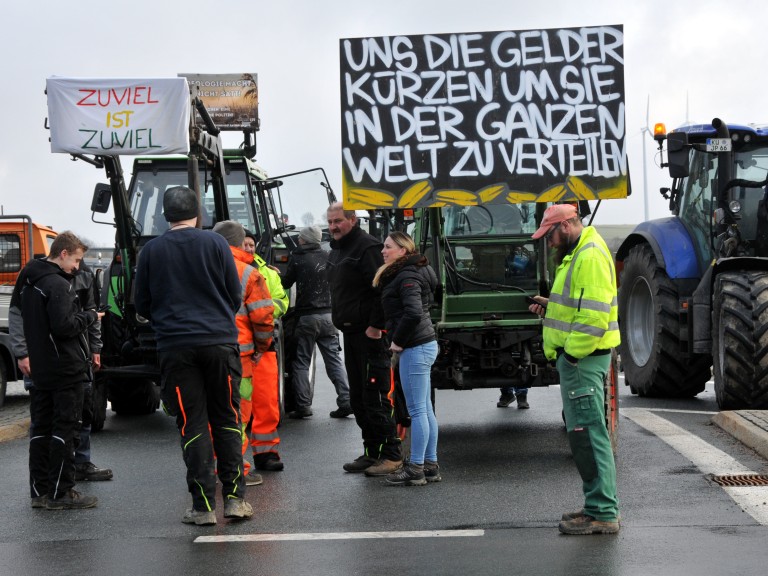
top-left (447, 240), bottom-right (538, 292)
top-left (201, 167), bottom-right (261, 235)
top-left (731, 145), bottom-right (768, 242)
top-left (129, 164), bottom-right (262, 238)
top-left (679, 149), bottom-right (717, 264)
top-left (443, 203), bottom-right (535, 237)
top-left (130, 170), bottom-right (184, 236)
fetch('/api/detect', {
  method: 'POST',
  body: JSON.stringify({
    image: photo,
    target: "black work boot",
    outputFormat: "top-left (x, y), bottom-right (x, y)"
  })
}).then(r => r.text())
top-left (516, 394), bottom-right (530, 409)
top-left (255, 453), bottom-right (284, 471)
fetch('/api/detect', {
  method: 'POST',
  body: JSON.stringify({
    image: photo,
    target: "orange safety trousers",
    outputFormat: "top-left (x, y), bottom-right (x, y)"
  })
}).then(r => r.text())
top-left (241, 350), bottom-right (280, 474)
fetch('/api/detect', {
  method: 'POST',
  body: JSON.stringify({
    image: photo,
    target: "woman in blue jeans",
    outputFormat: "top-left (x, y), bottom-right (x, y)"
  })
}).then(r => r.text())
top-left (373, 231), bottom-right (439, 486)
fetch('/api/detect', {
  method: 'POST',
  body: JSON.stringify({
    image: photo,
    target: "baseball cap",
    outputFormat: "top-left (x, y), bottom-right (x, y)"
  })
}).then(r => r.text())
top-left (531, 204), bottom-right (578, 240)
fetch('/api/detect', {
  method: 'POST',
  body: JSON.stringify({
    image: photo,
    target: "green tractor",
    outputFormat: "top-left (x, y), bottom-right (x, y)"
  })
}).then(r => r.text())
top-left (46, 77), bottom-right (333, 429)
top-left (364, 200), bottom-right (620, 448)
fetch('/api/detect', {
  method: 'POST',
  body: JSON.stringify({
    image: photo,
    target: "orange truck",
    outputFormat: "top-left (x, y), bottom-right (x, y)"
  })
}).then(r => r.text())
top-left (0, 215), bottom-right (57, 406)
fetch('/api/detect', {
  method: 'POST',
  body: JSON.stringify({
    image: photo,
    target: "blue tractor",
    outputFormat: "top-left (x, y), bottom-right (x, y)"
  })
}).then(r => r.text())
top-left (616, 118), bottom-right (768, 409)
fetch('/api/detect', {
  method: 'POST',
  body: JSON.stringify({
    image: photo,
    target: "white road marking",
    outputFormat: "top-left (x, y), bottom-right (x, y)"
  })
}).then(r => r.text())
top-left (195, 529), bottom-right (484, 544)
top-left (644, 408), bottom-right (718, 415)
top-left (622, 407), bottom-right (768, 525)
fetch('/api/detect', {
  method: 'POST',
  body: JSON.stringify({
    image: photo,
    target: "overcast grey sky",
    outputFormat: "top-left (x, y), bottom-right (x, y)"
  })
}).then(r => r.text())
top-left (1, 0), bottom-right (765, 245)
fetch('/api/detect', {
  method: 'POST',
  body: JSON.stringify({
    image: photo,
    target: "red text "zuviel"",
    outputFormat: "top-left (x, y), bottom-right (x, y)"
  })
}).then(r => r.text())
top-left (76, 87), bottom-right (159, 107)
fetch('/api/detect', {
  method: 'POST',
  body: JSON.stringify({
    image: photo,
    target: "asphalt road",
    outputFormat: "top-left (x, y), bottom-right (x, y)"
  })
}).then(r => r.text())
top-left (1, 365), bottom-right (768, 576)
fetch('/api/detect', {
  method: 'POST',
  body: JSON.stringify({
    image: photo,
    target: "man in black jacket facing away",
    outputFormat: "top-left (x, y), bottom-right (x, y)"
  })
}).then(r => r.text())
top-left (14, 231), bottom-right (102, 510)
top-left (282, 225), bottom-right (351, 419)
top-left (325, 203), bottom-right (402, 476)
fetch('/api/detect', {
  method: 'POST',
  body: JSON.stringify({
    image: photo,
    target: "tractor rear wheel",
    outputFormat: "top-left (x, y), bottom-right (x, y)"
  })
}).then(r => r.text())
top-left (618, 244), bottom-right (710, 397)
top-left (109, 379), bottom-right (160, 415)
top-left (713, 271), bottom-right (768, 409)
top-left (91, 377), bottom-right (109, 432)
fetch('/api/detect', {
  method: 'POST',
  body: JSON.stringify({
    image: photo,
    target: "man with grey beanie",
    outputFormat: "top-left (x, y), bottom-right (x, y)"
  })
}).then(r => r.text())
top-left (135, 186), bottom-right (252, 526)
top-left (282, 226), bottom-right (351, 419)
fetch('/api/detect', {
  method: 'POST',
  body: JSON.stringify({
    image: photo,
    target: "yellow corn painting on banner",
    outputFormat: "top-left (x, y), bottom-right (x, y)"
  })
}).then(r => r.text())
top-left (339, 25), bottom-right (628, 209)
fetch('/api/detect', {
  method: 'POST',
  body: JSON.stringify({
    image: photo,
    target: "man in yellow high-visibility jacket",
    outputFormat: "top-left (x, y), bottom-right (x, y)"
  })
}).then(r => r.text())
top-left (528, 204), bottom-right (620, 535)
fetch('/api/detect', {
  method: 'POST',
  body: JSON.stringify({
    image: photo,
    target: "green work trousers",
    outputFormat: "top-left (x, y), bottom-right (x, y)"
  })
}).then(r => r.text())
top-left (557, 353), bottom-right (619, 521)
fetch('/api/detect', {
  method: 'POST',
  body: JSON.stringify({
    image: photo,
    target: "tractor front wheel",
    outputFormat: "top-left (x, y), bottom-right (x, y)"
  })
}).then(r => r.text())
top-left (713, 271), bottom-right (768, 409)
top-left (618, 243), bottom-right (710, 397)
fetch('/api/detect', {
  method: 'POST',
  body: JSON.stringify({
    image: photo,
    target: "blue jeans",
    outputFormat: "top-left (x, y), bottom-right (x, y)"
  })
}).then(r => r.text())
top-left (292, 313), bottom-right (350, 408)
top-left (500, 386), bottom-right (528, 396)
top-left (399, 341), bottom-right (439, 465)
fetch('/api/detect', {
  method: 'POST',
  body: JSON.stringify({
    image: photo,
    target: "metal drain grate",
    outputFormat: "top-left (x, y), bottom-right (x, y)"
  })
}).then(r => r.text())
top-left (710, 474), bottom-right (768, 487)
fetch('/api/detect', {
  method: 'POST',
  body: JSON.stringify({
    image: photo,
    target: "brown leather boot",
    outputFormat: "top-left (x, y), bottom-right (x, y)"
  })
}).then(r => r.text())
top-left (364, 459), bottom-right (403, 477)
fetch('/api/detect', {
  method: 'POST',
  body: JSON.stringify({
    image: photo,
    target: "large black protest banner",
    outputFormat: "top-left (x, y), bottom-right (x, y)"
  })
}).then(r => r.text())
top-left (339, 25), bottom-right (627, 209)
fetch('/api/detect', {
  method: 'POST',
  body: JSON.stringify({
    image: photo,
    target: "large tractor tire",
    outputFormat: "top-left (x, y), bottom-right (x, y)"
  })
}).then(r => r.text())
top-left (109, 379), bottom-right (160, 415)
top-left (91, 377), bottom-right (109, 432)
top-left (618, 244), bottom-right (711, 397)
top-left (713, 271), bottom-right (768, 409)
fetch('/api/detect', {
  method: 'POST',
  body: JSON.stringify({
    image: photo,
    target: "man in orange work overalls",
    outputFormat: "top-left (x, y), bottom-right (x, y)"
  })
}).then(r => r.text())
top-left (213, 221), bottom-right (276, 485)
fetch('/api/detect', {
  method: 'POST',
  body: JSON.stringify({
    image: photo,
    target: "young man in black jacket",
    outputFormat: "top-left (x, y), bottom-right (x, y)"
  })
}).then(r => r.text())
top-left (10, 261), bottom-right (113, 484)
top-left (325, 203), bottom-right (402, 476)
top-left (13, 231), bottom-right (103, 510)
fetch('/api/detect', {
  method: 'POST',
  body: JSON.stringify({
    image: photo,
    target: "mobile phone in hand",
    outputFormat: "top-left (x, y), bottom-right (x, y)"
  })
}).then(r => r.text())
top-left (526, 295), bottom-right (546, 309)
top-left (96, 304), bottom-right (110, 312)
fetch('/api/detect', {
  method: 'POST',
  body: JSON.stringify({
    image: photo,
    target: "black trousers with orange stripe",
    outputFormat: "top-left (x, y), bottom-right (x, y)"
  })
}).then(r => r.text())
top-left (159, 344), bottom-right (245, 512)
top-left (342, 333), bottom-right (402, 461)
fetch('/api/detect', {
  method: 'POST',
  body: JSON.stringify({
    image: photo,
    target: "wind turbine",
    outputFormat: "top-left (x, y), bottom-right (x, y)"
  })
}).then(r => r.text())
top-left (641, 95), bottom-right (651, 221)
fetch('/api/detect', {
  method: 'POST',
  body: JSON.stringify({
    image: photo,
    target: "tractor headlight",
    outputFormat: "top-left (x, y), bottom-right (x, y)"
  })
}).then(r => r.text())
top-left (729, 200), bottom-right (742, 214)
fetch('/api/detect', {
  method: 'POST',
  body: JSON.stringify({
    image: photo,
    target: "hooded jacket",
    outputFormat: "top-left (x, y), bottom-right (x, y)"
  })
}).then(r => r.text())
top-left (379, 254), bottom-right (437, 349)
top-left (12, 258), bottom-right (98, 388)
top-left (281, 242), bottom-right (332, 315)
top-left (9, 263), bottom-right (101, 362)
top-left (326, 225), bottom-right (385, 334)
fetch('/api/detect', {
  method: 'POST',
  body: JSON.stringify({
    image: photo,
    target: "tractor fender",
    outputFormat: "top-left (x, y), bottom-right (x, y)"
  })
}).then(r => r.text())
top-left (615, 217), bottom-right (700, 279)
top-left (711, 256), bottom-right (768, 282)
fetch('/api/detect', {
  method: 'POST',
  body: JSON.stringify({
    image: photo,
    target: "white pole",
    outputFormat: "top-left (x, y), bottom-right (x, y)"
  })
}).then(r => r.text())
top-left (642, 95), bottom-right (650, 221)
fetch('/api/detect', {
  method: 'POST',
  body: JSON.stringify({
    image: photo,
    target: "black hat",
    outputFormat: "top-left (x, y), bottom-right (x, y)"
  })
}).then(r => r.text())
top-left (163, 186), bottom-right (199, 222)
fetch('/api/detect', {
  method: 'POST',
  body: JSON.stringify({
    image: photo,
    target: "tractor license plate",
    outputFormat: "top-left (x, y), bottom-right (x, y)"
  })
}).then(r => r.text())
top-left (706, 138), bottom-right (732, 152)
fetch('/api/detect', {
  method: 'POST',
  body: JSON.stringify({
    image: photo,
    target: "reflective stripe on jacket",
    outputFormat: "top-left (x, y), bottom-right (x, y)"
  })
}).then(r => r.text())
top-left (253, 254), bottom-right (289, 318)
top-left (232, 247), bottom-right (274, 377)
top-left (542, 226), bottom-right (620, 361)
